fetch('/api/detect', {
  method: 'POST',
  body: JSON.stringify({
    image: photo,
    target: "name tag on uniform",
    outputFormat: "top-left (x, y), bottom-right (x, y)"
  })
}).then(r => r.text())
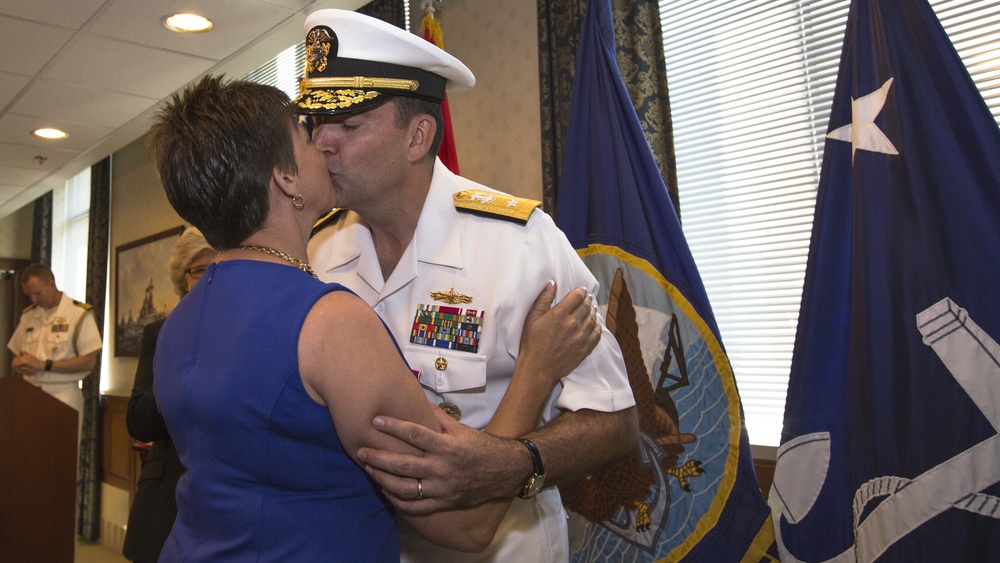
top-left (410, 304), bottom-right (484, 353)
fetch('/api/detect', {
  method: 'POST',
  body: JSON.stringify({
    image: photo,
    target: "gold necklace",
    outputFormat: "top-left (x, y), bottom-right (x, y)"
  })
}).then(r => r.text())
top-left (239, 245), bottom-right (318, 279)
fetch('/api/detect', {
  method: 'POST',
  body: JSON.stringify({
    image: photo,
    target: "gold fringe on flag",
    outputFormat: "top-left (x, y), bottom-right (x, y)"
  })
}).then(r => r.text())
top-left (420, 12), bottom-right (444, 49)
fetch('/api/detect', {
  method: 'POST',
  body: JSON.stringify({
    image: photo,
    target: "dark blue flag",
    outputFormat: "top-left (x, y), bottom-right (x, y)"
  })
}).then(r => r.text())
top-left (554, 1), bottom-right (775, 560)
top-left (771, 0), bottom-right (1000, 561)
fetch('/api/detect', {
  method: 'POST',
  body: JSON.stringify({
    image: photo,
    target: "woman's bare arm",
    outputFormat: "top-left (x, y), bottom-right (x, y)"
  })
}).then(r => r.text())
top-left (299, 284), bottom-right (599, 552)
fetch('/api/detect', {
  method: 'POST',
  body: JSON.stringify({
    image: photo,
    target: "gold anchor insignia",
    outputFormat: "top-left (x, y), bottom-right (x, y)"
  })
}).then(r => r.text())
top-left (305, 27), bottom-right (333, 73)
top-left (430, 288), bottom-right (472, 304)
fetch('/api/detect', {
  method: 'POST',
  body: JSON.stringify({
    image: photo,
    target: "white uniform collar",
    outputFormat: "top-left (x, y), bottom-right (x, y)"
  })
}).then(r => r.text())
top-left (320, 157), bottom-right (465, 284)
top-left (411, 158), bottom-right (464, 270)
top-left (39, 293), bottom-right (71, 322)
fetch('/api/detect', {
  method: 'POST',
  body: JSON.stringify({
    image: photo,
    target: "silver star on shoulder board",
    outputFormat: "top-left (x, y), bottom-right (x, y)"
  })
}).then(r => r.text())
top-left (827, 77), bottom-right (899, 161)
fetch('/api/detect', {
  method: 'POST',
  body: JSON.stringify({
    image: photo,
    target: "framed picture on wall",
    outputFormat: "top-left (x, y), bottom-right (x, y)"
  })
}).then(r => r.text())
top-left (114, 226), bottom-right (184, 357)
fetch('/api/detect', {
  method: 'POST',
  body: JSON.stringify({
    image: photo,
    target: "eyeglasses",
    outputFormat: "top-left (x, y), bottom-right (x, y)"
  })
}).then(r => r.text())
top-left (185, 265), bottom-right (209, 279)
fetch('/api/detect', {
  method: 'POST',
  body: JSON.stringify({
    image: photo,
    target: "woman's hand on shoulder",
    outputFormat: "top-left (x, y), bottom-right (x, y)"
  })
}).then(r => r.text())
top-left (517, 281), bottom-right (601, 389)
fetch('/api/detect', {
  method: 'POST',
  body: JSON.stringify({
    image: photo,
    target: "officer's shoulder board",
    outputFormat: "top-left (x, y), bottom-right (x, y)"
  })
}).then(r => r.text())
top-left (72, 300), bottom-right (93, 311)
top-left (22, 303), bottom-right (37, 313)
top-left (453, 190), bottom-right (541, 225)
top-left (311, 208), bottom-right (347, 238)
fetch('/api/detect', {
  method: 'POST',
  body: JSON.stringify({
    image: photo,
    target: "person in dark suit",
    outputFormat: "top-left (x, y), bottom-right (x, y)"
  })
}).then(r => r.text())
top-left (122, 227), bottom-right (214, 563)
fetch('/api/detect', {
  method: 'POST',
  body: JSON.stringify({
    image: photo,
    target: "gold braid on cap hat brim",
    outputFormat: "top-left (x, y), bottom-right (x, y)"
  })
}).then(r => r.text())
top-left (302, 76), bottom-right (420, 91)
top-left (296, 77), bottom-right (421, 111)
top-left (296, 89), bottom-right (381, 111)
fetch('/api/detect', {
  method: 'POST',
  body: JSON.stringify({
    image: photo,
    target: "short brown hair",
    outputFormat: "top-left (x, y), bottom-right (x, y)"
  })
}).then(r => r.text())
top-left (391, 97), bottom-right (444, 162)
top-left (21, 263), bottom-right (54, 286)
top-left (147, 75), bottom-right (299, 249)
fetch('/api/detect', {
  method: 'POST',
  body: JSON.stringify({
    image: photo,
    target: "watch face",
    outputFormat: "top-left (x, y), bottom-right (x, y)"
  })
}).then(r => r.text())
top-left (528, 474), bottom-right (545, 495)
top-left (521, 473), bottom-right (546, 499)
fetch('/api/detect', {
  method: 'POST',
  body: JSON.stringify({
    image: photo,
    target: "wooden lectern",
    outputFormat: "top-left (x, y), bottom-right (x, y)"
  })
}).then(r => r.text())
top-left (0, 376), bottom-right (78, 563)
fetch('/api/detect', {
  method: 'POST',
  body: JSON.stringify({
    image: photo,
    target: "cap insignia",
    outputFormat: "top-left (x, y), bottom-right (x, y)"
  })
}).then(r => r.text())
top-left (430, 288), bottom-right (472, 304)
top-left (306, 26), bottom-right (335, 73)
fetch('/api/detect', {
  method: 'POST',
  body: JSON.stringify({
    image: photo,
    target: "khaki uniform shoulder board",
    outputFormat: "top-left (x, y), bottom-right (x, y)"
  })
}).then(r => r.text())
top-left (453, 190), bottom-right (541, 225)
top-left (72, 300), bottom-right (93, 311)
top-left (311, 208), bottom-right (346, 238)
top-left (22, 303), bottom-right (37, 313)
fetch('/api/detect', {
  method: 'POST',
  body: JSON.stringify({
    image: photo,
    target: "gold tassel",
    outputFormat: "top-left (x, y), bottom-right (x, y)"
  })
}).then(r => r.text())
top-left (420, 12), bottom-right (445, 48)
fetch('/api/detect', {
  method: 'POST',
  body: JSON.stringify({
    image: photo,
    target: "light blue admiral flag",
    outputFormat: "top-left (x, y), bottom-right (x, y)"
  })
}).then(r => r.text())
top-left (770, 0), bottom-right (1000, 561)
top-left (554, 0), bottom-right (775, 560)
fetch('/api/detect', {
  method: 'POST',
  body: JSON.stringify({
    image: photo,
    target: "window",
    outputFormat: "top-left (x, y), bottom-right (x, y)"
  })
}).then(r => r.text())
top-left (244, 42), bottom-right (306, 101)
top-left (51, 168), bottom-right (91, 303)
top-left (658, 0), bottom-right (1000, 446)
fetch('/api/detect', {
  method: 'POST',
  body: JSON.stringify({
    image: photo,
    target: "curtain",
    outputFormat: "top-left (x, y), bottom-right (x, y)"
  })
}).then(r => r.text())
top-left (538, 0), bottom-right (679, 218)
top-left (77, 157), bottom-right (110, 540)
top-left (30, 191), bottom-right (52, 265)
top-left (357, 0), bottom-right (406, 29)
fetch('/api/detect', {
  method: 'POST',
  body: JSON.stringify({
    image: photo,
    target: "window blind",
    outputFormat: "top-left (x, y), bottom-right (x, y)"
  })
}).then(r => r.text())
top-left (244, 42), bottom-right (306, 102)
top-left (658, 0), bottom-right (1000, 446)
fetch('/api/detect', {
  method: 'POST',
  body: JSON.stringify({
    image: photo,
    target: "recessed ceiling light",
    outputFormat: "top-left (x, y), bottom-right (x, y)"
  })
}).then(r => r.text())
top-left (33, 128), bottom-right (67, 140)
top-left (162, 13), bottom-right (213, 33)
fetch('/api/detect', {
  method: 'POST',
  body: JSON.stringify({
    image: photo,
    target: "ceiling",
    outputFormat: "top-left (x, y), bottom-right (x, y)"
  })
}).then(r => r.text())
top-left (0, 0), bottom-right (367, 221)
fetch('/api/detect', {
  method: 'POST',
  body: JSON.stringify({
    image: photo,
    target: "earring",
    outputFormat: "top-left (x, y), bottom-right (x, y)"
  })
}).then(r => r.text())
top-left (292, 193), bottom-right (305, 210)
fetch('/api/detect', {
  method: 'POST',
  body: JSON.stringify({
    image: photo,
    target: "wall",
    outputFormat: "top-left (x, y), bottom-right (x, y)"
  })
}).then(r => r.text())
top-left (411, 0), bottom-right (543, 201)
top-left (0, 202), bottom-right (34, 259)
top-left (98, 134), bottom-right (187, 545)
top-left (102, 135), bottom-right (187, 396)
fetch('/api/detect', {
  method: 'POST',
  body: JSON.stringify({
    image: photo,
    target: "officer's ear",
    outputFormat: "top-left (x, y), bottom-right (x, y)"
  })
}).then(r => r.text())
top-left (406, 114), bottom-right (436, 164)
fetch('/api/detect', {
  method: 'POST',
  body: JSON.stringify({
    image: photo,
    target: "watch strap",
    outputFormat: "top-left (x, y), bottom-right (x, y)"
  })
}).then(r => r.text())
top-left (515, 438), bottom-right (544, 476)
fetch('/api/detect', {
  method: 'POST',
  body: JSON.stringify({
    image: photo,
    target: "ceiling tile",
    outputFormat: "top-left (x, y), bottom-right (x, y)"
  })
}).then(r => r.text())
top-left (0, 141), bottom-right (77, 171)
top-left (0, 164), bottom-right (50, 186)
top-left (42, 34), bottom-right (217, 99)
top-left (0, 113), bottom-right (113, 152)
top-left (0, 184), bottom-right (28, 203)
top-left (10, 79), bottom-right (158, 129)
top-left (0, 0), bottom-right (108, 30)
top-left (0, 15), bottom-right (74, 75)
top-left (89, 0), bottom-right (295, 59)
top-left (0, 71), bottom-right (30, 108)
top-left (258, 0), bottom-right (316, 10)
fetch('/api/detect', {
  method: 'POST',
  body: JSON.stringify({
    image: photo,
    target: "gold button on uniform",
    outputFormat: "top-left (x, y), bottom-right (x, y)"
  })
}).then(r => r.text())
top-left (435, 357), bottom-right (448, 371)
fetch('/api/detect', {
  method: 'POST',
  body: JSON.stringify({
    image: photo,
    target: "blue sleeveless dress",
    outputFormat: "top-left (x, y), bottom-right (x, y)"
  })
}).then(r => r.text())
top-left (154, 260), bottom-right (397, 562)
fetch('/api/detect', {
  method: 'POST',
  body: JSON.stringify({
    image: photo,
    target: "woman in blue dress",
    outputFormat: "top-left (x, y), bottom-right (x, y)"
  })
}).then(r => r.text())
top-left (145, 75), bottom-right (601, 562)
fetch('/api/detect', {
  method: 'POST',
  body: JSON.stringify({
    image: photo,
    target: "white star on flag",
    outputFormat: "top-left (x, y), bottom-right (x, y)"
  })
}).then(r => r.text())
top-left (828, 77), bottom-right (899, 160)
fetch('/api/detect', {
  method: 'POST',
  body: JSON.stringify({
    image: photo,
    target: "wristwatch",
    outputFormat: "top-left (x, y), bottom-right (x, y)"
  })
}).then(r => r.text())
top-left (515, 438), bottom-right (546, 499)
top-left (44, 359), bottom-right (53, 372)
